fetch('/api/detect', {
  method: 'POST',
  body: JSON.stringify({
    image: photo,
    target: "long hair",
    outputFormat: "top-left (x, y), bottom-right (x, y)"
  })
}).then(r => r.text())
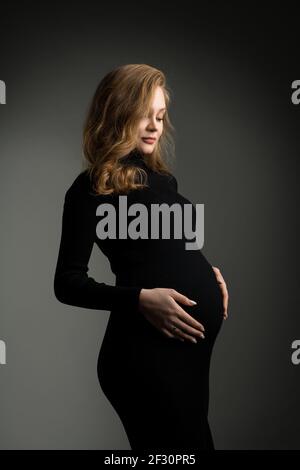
top-left (82, 64), bottom-right (176, 195)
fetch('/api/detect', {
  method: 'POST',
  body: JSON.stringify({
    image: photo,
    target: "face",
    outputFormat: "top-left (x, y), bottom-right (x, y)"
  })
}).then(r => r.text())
top-left (136, 85), bottom-right (166, 155)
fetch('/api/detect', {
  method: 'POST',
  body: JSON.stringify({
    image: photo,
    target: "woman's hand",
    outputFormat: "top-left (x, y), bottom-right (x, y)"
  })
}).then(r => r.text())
top-left (212, 266), bottom-right (229, 320)
top-left (138, 288), bottom-right (205, 344)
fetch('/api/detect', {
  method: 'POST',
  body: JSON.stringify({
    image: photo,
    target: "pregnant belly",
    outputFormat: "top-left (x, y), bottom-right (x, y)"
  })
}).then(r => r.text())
top-left (114, 246), bottom-right (224, 341)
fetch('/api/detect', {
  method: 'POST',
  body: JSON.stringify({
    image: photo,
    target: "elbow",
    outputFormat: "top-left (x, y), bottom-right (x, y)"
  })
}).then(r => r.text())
top-left (54, 274), bottom-right (73, 305)
top-left (53, 270), bottom-right (87, 307)
top-left (54, 278), bottom-right (67, 304)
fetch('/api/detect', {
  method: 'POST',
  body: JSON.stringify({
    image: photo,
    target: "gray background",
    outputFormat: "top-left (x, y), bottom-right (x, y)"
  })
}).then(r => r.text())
top-left (0, 2), bottom-right (299, 449)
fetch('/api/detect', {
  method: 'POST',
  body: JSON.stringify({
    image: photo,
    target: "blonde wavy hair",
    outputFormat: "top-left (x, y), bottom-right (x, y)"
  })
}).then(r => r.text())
top-left (82, 64), bottom-right (176, 195)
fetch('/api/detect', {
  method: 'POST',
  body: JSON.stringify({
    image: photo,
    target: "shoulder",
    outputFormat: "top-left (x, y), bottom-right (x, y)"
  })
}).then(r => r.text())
top-left (64, 170), bottom-right (115, 210)
top-left (63, 171), bottom-right (99, 216)
top-left (65, 169), bottom-right (105, 204)
top-left (65, 170), bottom-right (92, 198)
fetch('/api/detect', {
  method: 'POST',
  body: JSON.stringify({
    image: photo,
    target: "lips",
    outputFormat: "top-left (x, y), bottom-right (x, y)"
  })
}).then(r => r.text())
top-left (142, 138), bottom-right (156, 143)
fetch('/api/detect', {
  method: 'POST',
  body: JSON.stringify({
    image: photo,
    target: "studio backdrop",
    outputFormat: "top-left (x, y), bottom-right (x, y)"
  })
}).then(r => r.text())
top-left (0, 2), bottom-right (299, 450)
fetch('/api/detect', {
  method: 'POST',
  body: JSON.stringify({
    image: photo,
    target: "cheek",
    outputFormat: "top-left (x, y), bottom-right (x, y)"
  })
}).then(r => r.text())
top-left (138, 124), bottom-right (146, 135)
top-left (138, 119), bottom-right (148, 132)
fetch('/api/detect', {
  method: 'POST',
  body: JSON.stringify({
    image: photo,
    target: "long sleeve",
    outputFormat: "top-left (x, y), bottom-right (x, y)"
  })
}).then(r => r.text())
top-left (53, 179), bottom-right (142, 311)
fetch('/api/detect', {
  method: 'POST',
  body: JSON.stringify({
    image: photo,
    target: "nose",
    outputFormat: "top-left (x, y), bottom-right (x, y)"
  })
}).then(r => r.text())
top-left (147, 116), bottom-right (158, 131)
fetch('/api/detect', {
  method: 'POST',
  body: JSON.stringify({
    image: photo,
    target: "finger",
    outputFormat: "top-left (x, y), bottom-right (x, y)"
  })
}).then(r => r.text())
top-left (224, 291), bottom-right (229, 313)
top-left (213, 266), bottom-right (226, 286)
top-left (161, 327), bottom-right (175, 338)
top-left (218, 283), bottom-right (228, 311)
top-left (170, 318), bottom-right (205, 340)
top-left (168, 291), bottom-right (205, 332)
top-left (171, 326), bottom-right (199, 344)
top-left (169, 289), bottom-right (198, 307)
top-left (216, 274), bottom-right (226, 285)
top-left (212, 272), bottom-right (229, 320)
top-left (224, 294), bottom-right (228, 312)
top-left (212, 270), bottom-right (229, 321)
top-left (217, 279), bottom-right (228, 306)
top-left (212, 266), bottom-right (221, 280)
top-left (223, 304), bottom-right (229, 319)
top-left (161, 327), bottom-right (184, 342)
top-left (175, 305), bottom-right (205, 333)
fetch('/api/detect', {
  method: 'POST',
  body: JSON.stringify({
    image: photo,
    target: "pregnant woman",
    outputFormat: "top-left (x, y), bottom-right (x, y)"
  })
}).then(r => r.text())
top-left (54, 64), bottom-right (229, 451)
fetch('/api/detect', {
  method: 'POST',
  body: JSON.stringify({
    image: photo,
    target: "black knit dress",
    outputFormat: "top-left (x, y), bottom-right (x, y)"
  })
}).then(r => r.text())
top-left (54, 149), bottom-right (224, 450)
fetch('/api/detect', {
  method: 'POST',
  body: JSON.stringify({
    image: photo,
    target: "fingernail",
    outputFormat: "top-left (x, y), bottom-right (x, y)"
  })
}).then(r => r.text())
top-left (190, 300), bottom-right (197, 305)
top-left (192, 338), bottom-right (197, 343)
top-left (201, 333), bottom-right (205, 339)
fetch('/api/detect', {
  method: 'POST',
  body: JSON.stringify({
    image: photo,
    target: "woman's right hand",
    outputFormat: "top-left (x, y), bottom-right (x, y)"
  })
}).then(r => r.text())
top-left (138, 288), bottom-right (205, 344)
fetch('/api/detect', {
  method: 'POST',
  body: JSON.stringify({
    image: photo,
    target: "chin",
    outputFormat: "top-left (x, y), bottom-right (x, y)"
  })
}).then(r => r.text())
top-left (139, 142), bottom-right (156, 154)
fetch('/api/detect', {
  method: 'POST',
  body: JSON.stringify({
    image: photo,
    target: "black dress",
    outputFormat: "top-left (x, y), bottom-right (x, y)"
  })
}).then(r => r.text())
top-left (54, 149), bottom-right (224, 451)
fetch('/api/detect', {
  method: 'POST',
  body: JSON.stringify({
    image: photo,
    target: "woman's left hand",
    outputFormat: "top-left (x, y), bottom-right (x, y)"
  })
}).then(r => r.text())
top-left (212, 266), bottom-right (229, 320)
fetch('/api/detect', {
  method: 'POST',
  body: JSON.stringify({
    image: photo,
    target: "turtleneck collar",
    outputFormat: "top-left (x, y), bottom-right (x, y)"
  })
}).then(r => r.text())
top-left (128, 148), bottom-right (144, 160)
top-left (124, 148), bottom-right (147, 167)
